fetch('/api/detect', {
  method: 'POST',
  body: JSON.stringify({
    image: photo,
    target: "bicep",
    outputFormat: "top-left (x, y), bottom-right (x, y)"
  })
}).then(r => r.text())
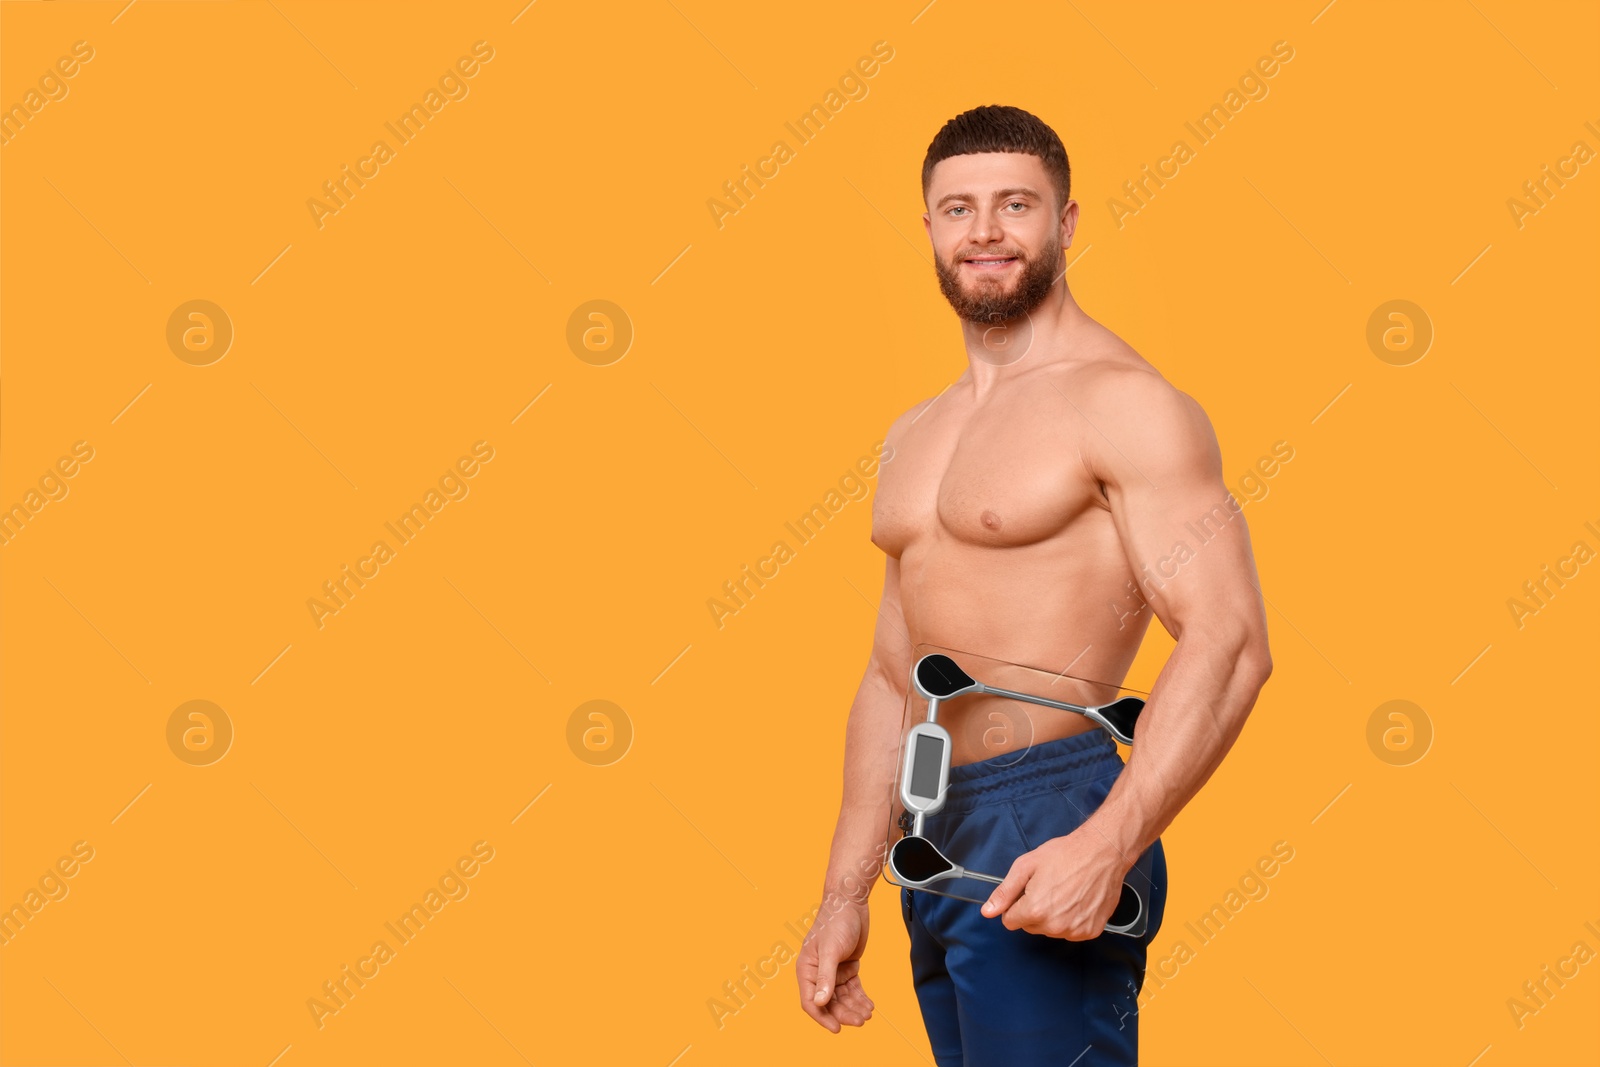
top-left (1091, 385), bottom-right (1264, 644)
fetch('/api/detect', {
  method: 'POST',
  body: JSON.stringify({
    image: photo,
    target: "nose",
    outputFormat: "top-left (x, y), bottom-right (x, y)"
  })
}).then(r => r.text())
top-left (969, 206), bottom-right (1005, 244)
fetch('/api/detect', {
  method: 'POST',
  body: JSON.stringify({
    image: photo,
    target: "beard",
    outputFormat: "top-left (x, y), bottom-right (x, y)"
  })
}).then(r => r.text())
top-left (933, 235), bottom-right (1062, 325)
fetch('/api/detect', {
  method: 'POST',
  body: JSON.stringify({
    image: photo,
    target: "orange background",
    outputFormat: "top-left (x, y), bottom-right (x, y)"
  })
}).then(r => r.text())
top-left (2, 1), bottom-right (1597, 1064)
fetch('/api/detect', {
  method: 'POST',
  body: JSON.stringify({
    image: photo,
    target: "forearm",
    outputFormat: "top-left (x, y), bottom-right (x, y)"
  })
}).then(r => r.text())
top-left (1085, 628), bottom-right (1270, 864)
top-left (821, 665), bottom-right (906, 903)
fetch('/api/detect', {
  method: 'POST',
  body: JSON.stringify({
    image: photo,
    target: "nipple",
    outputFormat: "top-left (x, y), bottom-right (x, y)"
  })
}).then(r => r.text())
top-left (980, 509), bottom-right (1002, 530)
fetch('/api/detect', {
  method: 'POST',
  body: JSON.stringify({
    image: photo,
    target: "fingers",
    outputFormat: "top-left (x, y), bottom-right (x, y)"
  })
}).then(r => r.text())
top-left (805, 980), bottom-right (872, 1031)
top-left (809, 1003), bottom-right (842, 1033)
top-left (812, 941), bottom-right (844, 1007)
top-left (829, 971), bottom-right (875, 1027)
top-left (981, 854), bottom-right (1034, 920)
top-left (997, 886), bottom-right (1111, 940)
top-left (821, 965), bottom-right (873, 1028)
top-left (798, 946), bottom-right (874, 1032)
top-left (799, 941), bottom-right (851, 1033)
top-left (1000, 895), bottom-right (1036, 932)
top-left (796, 945), bottom-right (839, 1033)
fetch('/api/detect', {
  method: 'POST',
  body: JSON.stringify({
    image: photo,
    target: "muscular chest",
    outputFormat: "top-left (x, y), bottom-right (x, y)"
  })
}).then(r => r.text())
top-left (872, 394), bottom-right (1103, 555)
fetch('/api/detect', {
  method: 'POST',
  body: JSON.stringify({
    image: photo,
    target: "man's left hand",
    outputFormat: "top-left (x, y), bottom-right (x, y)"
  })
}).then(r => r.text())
top-left (980, 828), bottom-right (1131, 939)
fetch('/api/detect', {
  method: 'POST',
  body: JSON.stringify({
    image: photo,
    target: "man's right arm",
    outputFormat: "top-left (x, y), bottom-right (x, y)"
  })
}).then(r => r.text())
top-left (823, 551), bottom-right (914, 906)
top-left (796, 550), bottom-right (915, 1032)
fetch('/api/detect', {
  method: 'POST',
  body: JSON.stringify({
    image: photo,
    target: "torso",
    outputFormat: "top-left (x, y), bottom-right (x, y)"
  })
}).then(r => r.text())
top-left (874, 334), bottom-right (1160, 765)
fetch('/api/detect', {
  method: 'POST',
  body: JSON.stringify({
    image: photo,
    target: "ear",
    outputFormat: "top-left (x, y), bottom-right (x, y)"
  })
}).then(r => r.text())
top-left (1060, 198), bottom-right (1079, 250)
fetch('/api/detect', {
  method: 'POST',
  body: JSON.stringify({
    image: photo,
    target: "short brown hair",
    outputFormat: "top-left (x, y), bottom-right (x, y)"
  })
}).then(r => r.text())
top-left (921, 105), bottom-right (1071, 213)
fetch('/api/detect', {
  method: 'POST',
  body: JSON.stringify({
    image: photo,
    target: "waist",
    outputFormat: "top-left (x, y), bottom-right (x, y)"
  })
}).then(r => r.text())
top-left (939, 691), bottom-right (1103, 767)
top-left (939, 728), bottom-right (1122, 812)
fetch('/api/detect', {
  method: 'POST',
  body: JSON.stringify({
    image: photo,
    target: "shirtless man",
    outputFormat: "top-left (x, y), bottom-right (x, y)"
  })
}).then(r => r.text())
top-left (795, 106), bottom-right (1274, 1065)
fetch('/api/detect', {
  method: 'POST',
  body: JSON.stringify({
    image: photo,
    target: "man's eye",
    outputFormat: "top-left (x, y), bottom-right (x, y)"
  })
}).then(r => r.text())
top-left (948, 206), bottom-right (968, 216)
top-left (1005, 202), bottom-right (1026, 211)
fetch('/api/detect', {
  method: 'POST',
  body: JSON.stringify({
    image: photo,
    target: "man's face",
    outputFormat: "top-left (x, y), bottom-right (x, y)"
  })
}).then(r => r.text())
top-left (923, 152), bottom-right (1074, 325)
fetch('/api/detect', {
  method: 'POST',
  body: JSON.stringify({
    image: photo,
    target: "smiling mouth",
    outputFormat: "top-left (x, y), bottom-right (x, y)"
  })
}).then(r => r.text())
top-left (963, 256), bottom-right (1018, 271)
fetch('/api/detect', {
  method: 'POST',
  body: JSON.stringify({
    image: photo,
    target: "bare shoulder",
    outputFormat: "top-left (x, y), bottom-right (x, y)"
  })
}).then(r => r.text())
top-left (1078, 360), bottom-right (1196, 421)
top-left (880, 392), bottom-right (940, 458)
top-left (891, 392), bottom-right (941, 431)
top-left (1052, 335), bottom-right (1221, 482)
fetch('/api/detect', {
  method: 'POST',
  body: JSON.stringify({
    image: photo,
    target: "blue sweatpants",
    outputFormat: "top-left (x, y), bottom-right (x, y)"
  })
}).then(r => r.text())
top-left (900, 729), bottom-right (1167, 1066)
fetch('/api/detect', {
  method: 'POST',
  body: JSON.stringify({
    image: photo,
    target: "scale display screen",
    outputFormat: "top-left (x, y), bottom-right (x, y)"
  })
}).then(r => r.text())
top-left (909, 732), bottom-right (945, 800)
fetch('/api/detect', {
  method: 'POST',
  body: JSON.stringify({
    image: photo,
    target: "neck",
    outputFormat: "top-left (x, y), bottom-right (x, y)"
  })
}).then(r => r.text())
top-left (959, 275), bottom-right (1087, 396)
